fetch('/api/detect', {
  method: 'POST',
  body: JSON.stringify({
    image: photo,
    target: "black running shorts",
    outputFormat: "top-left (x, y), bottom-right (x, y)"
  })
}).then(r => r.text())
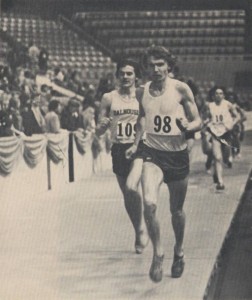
top-left (141, 144), bottom-right (189, 183)
top-left (185, 131), bottom-right (195, 140)
top-left (111, 141), bottom-right (144, 177)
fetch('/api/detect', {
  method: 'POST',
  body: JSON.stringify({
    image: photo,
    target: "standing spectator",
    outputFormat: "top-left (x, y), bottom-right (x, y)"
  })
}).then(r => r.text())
top-left (28, 41), bottom-right (40, 68)
top-left (53, 67), bottom-right (65, 86)
top-left (60, 98), bottom-right (81, 131)
top-left (45, 99), bottom-right (62, 133)
top-left (6, 47), bottom-right (18, 73)
top-left (81, 103), bottom-right (96, 132)
top-left (0, 110), bottom-right (13, 137)
top-left (8, 91), bottom-right (23, 131)
top-left (96, 72), bottom-right (116, 101)
top-left (17, 45), bottom-right (29, 68)
top-left (0, 91), bottom-right (11, 111)
top-left (82, 86), bottom-right (99, 123)
top-left (38, 48), bottom-right (49, 74)
top-left (67, 70), bottom-right (83, 94)
top-left (40, 84), bottom-right (52, 103)
top-left (22, 93), bottom-right (46, 136)
top-left (40, 84), bottom-right (52, 116)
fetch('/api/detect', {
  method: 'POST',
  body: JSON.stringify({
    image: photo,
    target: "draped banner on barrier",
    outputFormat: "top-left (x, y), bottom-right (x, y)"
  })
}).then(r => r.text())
top-left (23, 135), bottom-right (47, 168)
top-left (0, 129), bottom-right (94, 178)
top-left (47, 131), bottom-right (69, 164)
top-left (73, 129), bottom-right (93, 156)
top-left (0, 136), bottom-right (23, 176)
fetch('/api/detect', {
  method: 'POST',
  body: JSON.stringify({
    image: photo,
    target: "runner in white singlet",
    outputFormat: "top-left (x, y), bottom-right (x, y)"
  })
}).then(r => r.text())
top-left (126, 46), bottom-right (201, 282)
top-left (96, 58), bottom-right (148, 255)
top-left (207, 86), bottom-right (237, 191)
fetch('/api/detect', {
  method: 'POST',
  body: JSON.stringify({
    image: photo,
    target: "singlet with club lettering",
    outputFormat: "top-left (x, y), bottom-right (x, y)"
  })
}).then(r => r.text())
top-left (142, 79), bottom-right (187, 151)
top-left (208, 100), bottom-right (234, 137)
top-left (109, 90), bottom-right (139, 144)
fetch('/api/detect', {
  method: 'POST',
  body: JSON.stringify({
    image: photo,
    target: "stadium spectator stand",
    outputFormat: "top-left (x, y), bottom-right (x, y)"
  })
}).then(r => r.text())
top-left (73, 10), bottom-right (246, 58)
top-left (0, 13), bottom-right (115, 84)
top-left (0, 8), bottom-right (251, 105)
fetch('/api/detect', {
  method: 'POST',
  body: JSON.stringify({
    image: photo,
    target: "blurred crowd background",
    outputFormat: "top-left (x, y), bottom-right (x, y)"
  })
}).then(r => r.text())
top-left (0, 0), bottom-right (252, 140)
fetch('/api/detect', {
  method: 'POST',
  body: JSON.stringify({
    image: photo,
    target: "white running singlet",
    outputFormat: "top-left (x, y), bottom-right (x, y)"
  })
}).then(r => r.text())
top-left (208, 100), bottom-right (234, 137)
top-left (109, 90), bottom-right (139, 144)
top-left (142, 79), bottom-right (187, 151)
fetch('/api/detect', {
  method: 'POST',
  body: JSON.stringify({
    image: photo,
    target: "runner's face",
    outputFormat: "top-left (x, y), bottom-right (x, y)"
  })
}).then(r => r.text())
top-left (146, 56), bottom-right (169, 82)
top-left (118, 65), bottom-right (136, 88)
top-left (214, 89), bottom-right (225, 104)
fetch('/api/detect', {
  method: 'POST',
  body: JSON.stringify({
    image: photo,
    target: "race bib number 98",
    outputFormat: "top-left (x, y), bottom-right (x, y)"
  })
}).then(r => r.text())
top-left (117, 121), bottom-right (136, 139)
top-left (146, 115), bottom-right (181, 135)
top-left (154, 115), bottom-right (172, 133)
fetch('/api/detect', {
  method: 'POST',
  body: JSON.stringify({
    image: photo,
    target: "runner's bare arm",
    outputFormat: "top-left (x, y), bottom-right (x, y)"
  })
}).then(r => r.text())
top-left (177, 82), bottom-right (202, 132)
top-left (95, 93), bottom-right (112, 136)
top-left (134, 87), bottom-right (145, 146)
top-left (228, 103), bottom-right (238, 119)
top-left (125, 89), bottom-right (145, 159)
top-left (237, 105), bottom-right (247, 122)
top-left (134, 103), bottom-right (145, 147)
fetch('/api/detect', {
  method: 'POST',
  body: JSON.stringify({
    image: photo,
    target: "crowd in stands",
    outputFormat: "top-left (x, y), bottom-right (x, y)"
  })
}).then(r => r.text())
top-left (0, 40), bottom-right (117, 142)
top-left (0, 39), bottom-right (250, 178)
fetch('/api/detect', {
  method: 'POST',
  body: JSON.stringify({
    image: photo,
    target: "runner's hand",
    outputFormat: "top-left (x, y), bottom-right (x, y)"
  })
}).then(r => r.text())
top-left (98, 117), bottom-right (111, 130)
top-left (125, 144), bottom-right (138, 160)
top-left (176, 118), bottom-right (189, 132)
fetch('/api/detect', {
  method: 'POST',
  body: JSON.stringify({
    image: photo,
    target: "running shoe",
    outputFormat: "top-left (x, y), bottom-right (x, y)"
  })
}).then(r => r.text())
top-left (216, 183), bottom-right (225, 191)
top-left (171, 254), bottom-right (185, 278)
top-left (149, 254), bottom-right (164, 283)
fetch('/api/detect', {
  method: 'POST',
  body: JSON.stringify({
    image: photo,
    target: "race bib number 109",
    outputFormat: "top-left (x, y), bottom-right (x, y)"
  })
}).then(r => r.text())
top-left (117, 121), bottom-right (136, 139)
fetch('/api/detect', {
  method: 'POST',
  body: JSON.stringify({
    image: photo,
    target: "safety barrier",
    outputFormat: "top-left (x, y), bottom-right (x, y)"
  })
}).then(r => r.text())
top-left (0, 130), bottom-right (112, 199)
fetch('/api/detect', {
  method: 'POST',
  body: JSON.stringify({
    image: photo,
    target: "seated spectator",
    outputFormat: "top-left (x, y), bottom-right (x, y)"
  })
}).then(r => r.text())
top-left (61, 98), bottom-right (81, 131)
top-left (45, 99), bottom-right (62, 133)
top-left (22, 93), bottom-right (46, 136)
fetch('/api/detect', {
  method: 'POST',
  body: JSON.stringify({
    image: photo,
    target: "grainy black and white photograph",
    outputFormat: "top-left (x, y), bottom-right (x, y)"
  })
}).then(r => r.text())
top-left (0, 0), bottom-right (252, 299)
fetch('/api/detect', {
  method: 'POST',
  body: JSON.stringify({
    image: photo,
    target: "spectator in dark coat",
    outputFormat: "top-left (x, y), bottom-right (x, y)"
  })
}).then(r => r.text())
top-left (60, 98), bottom-right (81, 131)
top-left (38, 48), bottom-right (49, 74)
top-left (8, 92), bottom-right (23, 131)
top-left (22, 93), bottom-right (46, 136)
top-left (0, 110), bottom-right (13, 137)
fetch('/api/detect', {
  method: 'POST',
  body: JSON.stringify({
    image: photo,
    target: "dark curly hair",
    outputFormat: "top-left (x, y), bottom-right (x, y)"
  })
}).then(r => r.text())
top-left (115, 57), bottom-right (141, 79)
top-left (141, 45), bottom-right (177, 72)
